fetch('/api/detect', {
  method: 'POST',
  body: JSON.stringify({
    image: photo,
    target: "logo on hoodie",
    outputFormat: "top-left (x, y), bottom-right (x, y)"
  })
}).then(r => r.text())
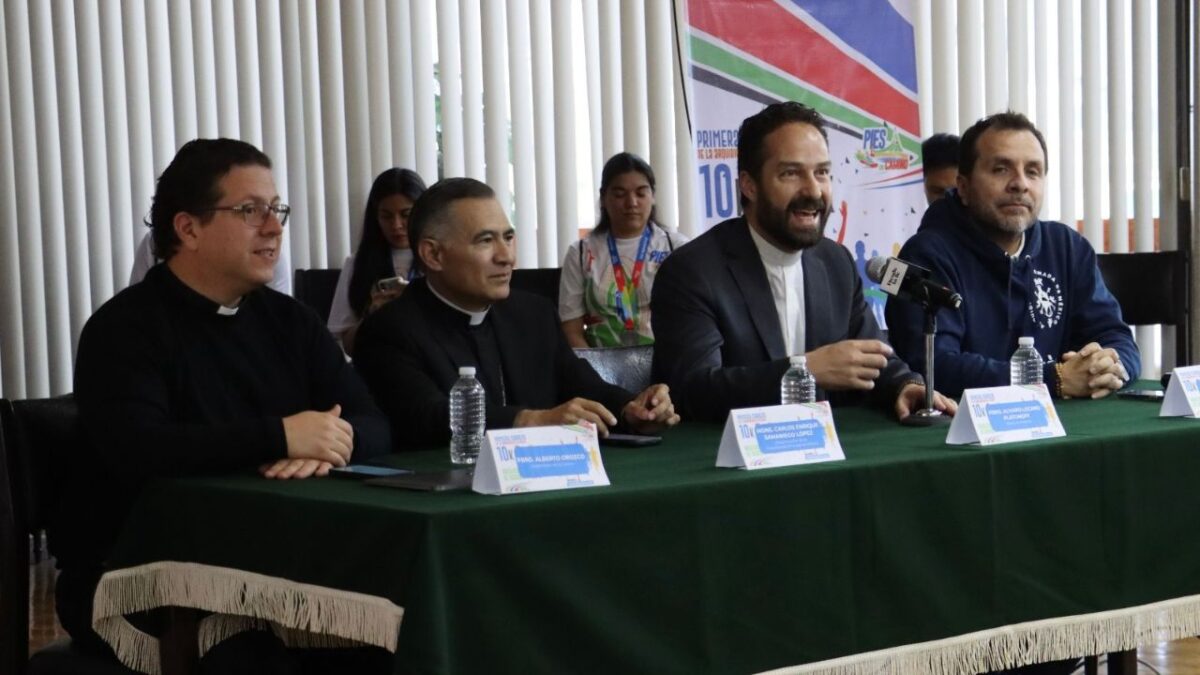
top-left (1028, 270), bottom-right (1064, 329)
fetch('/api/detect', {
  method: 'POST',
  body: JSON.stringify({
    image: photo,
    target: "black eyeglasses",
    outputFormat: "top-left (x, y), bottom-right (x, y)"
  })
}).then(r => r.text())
top-left (202, 203), bottom-right (291, 228)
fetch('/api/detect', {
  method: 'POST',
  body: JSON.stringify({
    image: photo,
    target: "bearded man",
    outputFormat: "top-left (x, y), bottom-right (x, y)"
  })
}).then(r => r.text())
top-left (651, 102), bottom-right (955, 423)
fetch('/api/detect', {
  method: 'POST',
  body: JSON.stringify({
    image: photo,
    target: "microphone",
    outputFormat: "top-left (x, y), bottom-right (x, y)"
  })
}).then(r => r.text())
top-left (866, 256), bottom-right (963, 310)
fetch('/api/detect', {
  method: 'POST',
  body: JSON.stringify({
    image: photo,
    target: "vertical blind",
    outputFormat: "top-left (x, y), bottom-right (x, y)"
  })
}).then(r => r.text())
top-left (0, 0), bottom-right (693, 398)
top-left (0, 0), bottom-right (1187, 398)
top-left (913, 0), bottom-right (1180, 378)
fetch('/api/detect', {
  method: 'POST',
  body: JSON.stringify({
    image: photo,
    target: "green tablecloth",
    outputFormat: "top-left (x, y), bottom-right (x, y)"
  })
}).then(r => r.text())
top-left (100, 392), bottom-right (1200, 674)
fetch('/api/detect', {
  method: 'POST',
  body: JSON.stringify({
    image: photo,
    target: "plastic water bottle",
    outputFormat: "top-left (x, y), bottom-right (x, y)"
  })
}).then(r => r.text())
top-left (449, 367), bottom-right (486, 464)
top-left (781, 355), bottom-right (817, 404)
top-left (1009, 337), bottom-right (1043, 386)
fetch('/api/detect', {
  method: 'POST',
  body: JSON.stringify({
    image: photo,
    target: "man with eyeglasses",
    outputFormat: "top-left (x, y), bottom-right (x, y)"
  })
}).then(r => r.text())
top-left (59, 138), bottom-right (392, 672)
top-left (128, 219), bottom-right (293, 293)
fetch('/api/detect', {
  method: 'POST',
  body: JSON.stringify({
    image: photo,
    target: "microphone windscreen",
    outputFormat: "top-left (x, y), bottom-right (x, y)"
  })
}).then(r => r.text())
top-left (866, 256), bottom-right (891, 284)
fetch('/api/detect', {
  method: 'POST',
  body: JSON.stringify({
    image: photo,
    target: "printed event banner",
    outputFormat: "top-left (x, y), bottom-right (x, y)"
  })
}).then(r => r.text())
top-left (685, 0), bottom-right (924, 328)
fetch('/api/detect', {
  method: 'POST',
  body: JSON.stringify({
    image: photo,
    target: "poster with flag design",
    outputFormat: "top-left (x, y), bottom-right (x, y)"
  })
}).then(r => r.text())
top-left (685, 0), bottom-right (924, 328)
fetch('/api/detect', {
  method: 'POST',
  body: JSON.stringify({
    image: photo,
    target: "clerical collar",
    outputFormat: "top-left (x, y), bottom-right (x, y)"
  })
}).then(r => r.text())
top-left (427, 281), bottom-right (489, 326)
top-left (157, 264), bottom-right (242, 316)
top-left (747, 223), bottom-right (803, 268)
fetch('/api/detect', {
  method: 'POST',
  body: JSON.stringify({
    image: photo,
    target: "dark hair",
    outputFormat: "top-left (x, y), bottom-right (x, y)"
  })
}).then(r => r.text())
top-left (921, 133), bottom-right (960, 173)
top-left (958, 111), bottom-right (1048, 177)
top-left (408, 177), bottom-right (496, 272)
top-left (737, 101), bottom-right (828, 207)
top-left (595, 152), bottom-right (658, 233)
top-left (149, 138), bottom-right (272, 260)
top-left (347, 168), bottom-right (428, 317)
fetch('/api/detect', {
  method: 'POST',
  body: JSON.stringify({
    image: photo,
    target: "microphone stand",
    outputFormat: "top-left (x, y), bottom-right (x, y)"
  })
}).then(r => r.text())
top-left (901, 297), bottom-right (951, 427)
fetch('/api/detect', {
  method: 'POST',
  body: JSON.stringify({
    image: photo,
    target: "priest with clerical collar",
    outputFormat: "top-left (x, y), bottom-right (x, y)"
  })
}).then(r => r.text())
top-left (355, 177), bottom-right (680, 448)
top-left (65, 138), bottom-right (391, 669)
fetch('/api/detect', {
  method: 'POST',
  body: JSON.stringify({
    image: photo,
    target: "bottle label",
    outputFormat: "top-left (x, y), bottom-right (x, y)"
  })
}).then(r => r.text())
top-left (716, 402), bottom-right (845, 470)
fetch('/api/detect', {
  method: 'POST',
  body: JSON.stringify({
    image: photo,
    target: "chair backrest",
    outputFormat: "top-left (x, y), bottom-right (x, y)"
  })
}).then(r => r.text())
top-left (510, 268), bottom-right (562, 307)
top-left (1096, 251), bottom-right (1190, 366)
top-left (293, 269), bottom-right (343, 324)
top-left (2, 396), bottom-right (141, 673)
top-left (574, 345), bottom-right (654, 394)
top-left (0, 400), bottom-right (26, 675)
top-left (0, 395), bottom-right (84, 674)
top-left (2, 396), bottom-right (80, 534)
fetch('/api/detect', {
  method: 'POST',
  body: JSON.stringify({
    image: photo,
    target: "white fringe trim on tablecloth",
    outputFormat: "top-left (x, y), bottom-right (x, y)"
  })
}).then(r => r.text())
top-left (758, 592), bottom-right (1200, 675)
top-left (91, 560), bottom-right (404, 675)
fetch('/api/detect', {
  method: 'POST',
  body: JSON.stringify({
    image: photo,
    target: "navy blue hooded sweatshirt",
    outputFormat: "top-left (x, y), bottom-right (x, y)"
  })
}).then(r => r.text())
top-left (885, 191), bottom-right (1140, 397)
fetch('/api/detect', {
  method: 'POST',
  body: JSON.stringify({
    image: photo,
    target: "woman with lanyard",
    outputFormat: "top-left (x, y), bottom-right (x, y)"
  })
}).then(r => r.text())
top-left (328, 167), bottom-right (427, 354)
top-left (559, 152), bottom-right (689, 348)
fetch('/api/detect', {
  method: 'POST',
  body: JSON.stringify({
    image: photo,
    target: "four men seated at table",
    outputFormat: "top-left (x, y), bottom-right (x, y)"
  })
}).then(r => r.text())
top-left (651, 102), bottom-right (956, 423)
top-left (353, 177), bottom-right (680, 446)
top-left (54, 101), bottom-right (1152, 671)
top-left (886, 112), bottom-right (1139, 398)
top-left (63, 138), bottom-right (392, 671)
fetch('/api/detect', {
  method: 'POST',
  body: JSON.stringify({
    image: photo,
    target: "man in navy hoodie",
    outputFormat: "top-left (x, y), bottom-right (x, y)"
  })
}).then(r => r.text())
top-left (886, 112), bottom-right (1138, 399)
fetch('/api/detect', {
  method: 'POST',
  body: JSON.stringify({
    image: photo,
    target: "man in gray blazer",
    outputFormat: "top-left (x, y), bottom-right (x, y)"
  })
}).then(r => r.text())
top-left (652, 102), bottom-right (956, 423)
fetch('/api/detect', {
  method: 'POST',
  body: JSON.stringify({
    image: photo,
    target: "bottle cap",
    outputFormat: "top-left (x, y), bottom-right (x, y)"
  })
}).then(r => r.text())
top-left (458, 366), bottom-right (477, 376)
top-left (790, 355), bottom-right (807, 367)
top-left (1018, 337), bottom-right (1035, 347)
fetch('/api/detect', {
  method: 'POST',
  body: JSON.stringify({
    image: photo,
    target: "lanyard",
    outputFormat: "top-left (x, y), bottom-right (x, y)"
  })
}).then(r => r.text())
top-left (606, 226), bottom-right (654, 332)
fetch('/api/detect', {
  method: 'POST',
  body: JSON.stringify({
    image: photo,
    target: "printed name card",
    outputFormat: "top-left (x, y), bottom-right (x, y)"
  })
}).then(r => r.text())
top-left (946, 384), bottom-right (1065, 446)
top-left (472, 424), bottom-right (610, 495)
top-left (1160, 365), bottom-right (1200, 418)
top-left (717, 403), bottom-right (845, 470)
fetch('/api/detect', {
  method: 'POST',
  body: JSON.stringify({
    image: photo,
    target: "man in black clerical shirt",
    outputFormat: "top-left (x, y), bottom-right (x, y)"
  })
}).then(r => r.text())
top-left (60, 139), bottom-right (391, 672)
top-left (355, 177), bottom-right (680, 446)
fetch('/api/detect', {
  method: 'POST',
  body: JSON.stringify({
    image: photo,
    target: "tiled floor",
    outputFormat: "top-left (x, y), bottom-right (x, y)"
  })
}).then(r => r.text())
top-left (26, 556), bottom-right (1200, 672)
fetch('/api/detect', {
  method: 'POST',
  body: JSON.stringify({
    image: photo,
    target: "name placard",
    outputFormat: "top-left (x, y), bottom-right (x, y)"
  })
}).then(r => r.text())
top-left (946, 384), bottom-right (1065, 446)
top-left (472, 424), bottom-right (610, 495)
top-left (717, 403), bottom-right (845, 470)
top-left (1160, 365), bottom-right (1200, 418)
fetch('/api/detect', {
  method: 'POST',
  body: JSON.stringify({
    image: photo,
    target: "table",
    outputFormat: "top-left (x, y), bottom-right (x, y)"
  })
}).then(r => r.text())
top-left (93, 391), bottom-right (1200, 674)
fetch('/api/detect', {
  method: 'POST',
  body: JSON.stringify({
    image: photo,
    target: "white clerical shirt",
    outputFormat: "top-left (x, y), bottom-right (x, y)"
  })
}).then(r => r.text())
top-left (748, 225), bottom-right (806, 356)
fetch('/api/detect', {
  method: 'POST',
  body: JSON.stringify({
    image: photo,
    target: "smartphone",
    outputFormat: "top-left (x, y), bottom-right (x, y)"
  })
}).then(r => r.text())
top-left (1117, 389), bottom-right (1165, 401)
top-left (601, 433), bottom-right (662, 447)
top-left (375, 276), bottom-right (408, 293)
top-left (329, 464), bottom-right (413, 480)
top-left (365, 469), bottom-right (474, 492)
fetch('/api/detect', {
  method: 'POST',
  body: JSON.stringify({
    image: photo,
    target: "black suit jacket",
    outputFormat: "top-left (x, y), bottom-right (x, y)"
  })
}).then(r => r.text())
top-left (355, 279), bottom-right (636, 447)
top-left (651, 217), bottom-right (920, 422)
